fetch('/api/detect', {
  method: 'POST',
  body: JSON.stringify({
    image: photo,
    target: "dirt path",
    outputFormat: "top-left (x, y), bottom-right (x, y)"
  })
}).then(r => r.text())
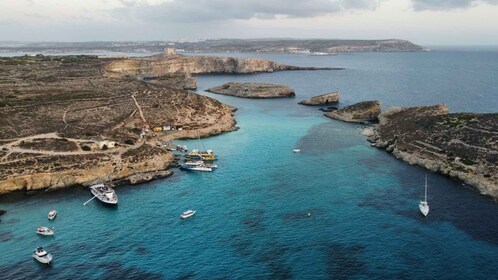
top-left (0, 132), bottom-right (146, 162)
top-left (131, 93), bottom-right (149, 129)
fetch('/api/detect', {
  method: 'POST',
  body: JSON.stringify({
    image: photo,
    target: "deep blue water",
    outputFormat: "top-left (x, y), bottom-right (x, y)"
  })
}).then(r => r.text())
top-left (1, 50), bottom-right (498, 279)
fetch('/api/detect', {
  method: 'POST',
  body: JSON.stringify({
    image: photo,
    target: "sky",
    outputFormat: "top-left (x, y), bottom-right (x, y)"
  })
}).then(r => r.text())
top-left (0, 0), bottom-right (497, 45)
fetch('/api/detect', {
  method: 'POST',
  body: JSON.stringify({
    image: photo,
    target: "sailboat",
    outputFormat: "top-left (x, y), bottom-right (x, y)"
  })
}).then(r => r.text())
top-left (185, 133), bottom-right (217, 161)
top-left (419, 175), bottom-right (430, 216)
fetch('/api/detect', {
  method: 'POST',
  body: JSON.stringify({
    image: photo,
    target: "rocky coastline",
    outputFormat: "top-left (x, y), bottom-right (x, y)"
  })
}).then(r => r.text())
top-left (0, 53), bottom-right (332, 195)
top-left (299, 92), bottom-right (340, 106)
top-left (366, 104), bottom-right (498, 200)
top-left (325, 101), bottom-right (381, 123)
top-left (206, 82), bottom-right (295, 99)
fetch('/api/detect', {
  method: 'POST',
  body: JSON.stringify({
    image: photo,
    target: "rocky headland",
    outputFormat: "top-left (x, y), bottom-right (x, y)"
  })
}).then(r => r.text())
top-left (366, 104), bottom-right (498, 200)
top-left (105, 54), bottom-right (338, 80)
top-left (299, 92), bottom-right (340, 106)
top-left (0, 55), bottom-right (235, 195)
top-left (206, 83), bottom-right (295, 99)
top-left (325, 101), bottom-right (381, 123)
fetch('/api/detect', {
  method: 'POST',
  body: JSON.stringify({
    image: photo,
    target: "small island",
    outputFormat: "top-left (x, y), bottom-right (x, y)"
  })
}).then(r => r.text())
top-left (206, 83), bottom-right (295, 99)
top-left (299, 92), bottom-right (340, 106)
top-left (325, 101), bottom-right (381, 123)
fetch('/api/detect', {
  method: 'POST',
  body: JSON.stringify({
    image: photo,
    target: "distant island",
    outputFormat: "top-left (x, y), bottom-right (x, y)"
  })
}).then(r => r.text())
top-left (0, 39), bottom-right (427, 55)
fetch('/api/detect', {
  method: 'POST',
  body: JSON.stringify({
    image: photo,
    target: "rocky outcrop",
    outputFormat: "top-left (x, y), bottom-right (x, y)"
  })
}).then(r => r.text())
top-left (105, 54), bottom-right (338, 78)
top-left (367, 104), bottom-right (498, 200)
top-left (325, 101), bottom-right (381, 123)
top-left (299, 92), bottom-right (340, 106)
top-left (206, 83), bottom-right (295, 99)
top-left (0, 55), bottom-right (237, 195)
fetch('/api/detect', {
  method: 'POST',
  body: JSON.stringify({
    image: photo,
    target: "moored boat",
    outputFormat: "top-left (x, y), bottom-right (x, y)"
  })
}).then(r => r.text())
top-left (180, 210), bottom-right (196, 219)
top-left (90, 184), bottom-right (118, 205)
top-left (48, 210), bottom-right (57, 220)
top-left (32, 247), bottom-right (53, 264)
top-left (183, 160), bottom-right (217, 169)
top-left (185, 149), bottom-right (217, 161)
top-left (180, 162), bottom-right (213, 172)
top-left (36, 226), bottom-right (54, 236)
top-left (419, 175), bottom-right (430, 217)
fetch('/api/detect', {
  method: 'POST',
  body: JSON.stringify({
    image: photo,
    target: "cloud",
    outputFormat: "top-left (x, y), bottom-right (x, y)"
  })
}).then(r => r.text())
top-left (112, 0), bottom-right (381, 23)
top-left (411, 0), bottom-right (498, 11)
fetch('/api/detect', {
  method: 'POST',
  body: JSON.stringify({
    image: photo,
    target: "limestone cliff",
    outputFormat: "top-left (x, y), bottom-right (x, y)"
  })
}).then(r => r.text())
top-left (325, 101), bottom-right (381, 123)
top-left (206, 83), bottom-right (295, 99)
top-left (105, 54), bottom-right (337, 78)
top-left (367, 104), bottom-right (498, 200)
top-left (299, 92), bottom-right (340, 106)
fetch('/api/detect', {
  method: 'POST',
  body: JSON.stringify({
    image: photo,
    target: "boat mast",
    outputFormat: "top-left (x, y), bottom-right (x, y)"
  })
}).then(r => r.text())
top-left (424, 175), bottom-right (428, 202)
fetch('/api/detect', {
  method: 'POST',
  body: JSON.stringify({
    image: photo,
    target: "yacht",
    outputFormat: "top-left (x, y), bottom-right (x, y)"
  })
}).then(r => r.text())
top-left (183, 160), bottom-right (217, 169)
top-left (180, 161), bottom-right (213, 172)
top-left (293, 149), bottom-right (301, 153)
top-left (90, 184), bottom-right (118, 205)
top-left (36, 226), bottom-right (54, 236)
top-left (32, 247), bottom-right (53, 264)
top-left (180, 210), bottom-right (196, 219)
top-left (48, 210), bottom-right (57, 220)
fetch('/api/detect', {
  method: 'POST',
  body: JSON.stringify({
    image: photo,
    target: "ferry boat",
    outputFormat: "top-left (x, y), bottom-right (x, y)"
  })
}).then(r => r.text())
top-left (185, 149), bottom-right (217, 161)
top-left (32, 247), bottom-right (53, 264)
top-left (48, 210), bottom-right (57, 220)
top-left (183, 160), bottom-right (217, 169)
top-left (180, 210), bottom-right (196, 219)
top-left (90, 184), bottom-right (118, 205)
top-left (180, 161), bottom-right (213, 172)
top-left (36, 226), bottom-right (54, 236)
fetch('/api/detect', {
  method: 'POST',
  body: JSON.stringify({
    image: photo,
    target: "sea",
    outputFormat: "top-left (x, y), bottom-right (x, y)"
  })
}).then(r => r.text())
top-left (1, 49), bottom-right (497, 279)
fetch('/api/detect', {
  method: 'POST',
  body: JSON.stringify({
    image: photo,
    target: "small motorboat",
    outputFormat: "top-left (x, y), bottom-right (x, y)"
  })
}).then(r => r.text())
top-left (48, 209), bottom-right (57, 220)
top-left (36, 226), bottom-right (54, 236)
top-left (32, 247), bottom-right (53, 264)
top-left (180, 210), bottom-right (196, 219)
top-left (293, 149), bottom-right (301, 153)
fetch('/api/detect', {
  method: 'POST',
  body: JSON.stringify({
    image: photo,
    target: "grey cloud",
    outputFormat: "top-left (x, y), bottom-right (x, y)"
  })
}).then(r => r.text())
top-left (112, 0), bottom-right (380, 23)
top-left (411, 0), bottom-right (498, 11)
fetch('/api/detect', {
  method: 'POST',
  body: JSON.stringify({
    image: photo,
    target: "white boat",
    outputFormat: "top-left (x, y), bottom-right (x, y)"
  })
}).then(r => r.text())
top-left (419, 175), bottom-right (430, 217)
top-left (293, 149), bottom-right (301, 153)
top-left (180, 210), bottom-right (196, 219)
top-left (90, 184), bottom-right (118, 205)
top-left (32, 247), bottom-right (53, 264)
top-left (183, 160), bottom-right (217, 169)
top-left (48, 209), bottom-right (57, 220)
top-left (180, 161), bottom-right (213, 172)
top-left (36, 226), bottom-right (54, 236)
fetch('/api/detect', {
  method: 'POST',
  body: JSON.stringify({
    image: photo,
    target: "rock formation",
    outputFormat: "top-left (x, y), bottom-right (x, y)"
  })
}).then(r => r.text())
top-left (299, 92), bottom-right (340, 106)
top-left (325, 101), bottom-right (381, 123)
top-left (206, 83), bottom-right (296, 99)
top-left (367, 104), bottom-right (498, 200)
top-left (0, 55), bottom-right (236, 194)
top-left (105, 54), bottom-right (337, 78)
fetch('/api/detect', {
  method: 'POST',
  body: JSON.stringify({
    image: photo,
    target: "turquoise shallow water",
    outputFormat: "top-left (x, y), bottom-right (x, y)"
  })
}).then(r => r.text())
top-left (1, 50), bottom-right (498, 279)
